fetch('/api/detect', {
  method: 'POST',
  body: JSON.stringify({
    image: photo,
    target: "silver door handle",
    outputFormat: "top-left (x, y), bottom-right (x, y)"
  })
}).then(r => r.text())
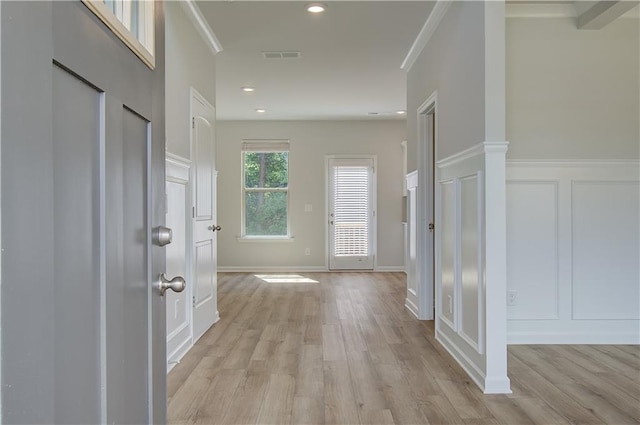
top-left (208, 225), bottom-right (222, 232)
top-left (158, 273), bottom-right (186, 296)
top-left (152, 226), bottom-right (173, 247)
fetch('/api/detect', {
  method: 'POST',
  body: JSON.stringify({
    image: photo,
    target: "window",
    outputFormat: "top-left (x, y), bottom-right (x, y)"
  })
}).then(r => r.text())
top-left (81, 0), bottom-right (155, 68)
top-left (241, 140), bottom-right (290, 238)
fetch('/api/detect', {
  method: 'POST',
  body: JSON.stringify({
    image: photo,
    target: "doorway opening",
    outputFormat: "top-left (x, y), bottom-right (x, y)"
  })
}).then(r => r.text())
top-left (416, 92), bottom-right (437, 320)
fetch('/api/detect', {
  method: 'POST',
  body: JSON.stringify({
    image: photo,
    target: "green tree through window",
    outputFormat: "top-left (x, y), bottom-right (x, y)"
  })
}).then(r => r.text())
top-left (243, 150), bottom-right (289, 236)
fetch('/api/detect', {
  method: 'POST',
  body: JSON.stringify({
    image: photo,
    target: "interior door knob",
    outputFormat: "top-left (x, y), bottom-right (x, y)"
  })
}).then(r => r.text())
top-left (158, 273), bottom-right (186, 296)
top-left (208, 225), bottom-right (222, 232)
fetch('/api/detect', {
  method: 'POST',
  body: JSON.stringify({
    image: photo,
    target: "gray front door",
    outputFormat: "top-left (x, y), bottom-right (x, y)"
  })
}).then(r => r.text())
top-left (1, 1), bottom-right (166, 423)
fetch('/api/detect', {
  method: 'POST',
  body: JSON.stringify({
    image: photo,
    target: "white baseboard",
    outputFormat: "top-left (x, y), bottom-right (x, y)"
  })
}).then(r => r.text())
top-left (508, 331), bottom-right (640, 345)
top-left (218, 266), bottom-right (405, 273)
top-left (436, 330), bottom-right (512, 394)
top-left (218, 266), bottom-right (328, 273)
top-left (166, 337), bottom-right (193, 374)
top-left (375, 266), bottom-right (405, 272)
top-left (405, 298), bottom-right (419, 318)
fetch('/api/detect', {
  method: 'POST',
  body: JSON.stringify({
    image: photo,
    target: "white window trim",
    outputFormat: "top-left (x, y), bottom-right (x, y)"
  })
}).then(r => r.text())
top-left (81, 0), bottom-right (155, 69)
top-left (240, 140), bottom-right (292, 240)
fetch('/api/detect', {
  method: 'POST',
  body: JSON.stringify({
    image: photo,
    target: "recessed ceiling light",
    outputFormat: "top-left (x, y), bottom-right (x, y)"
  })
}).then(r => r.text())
top-left (256, 108), bottom-right (266, 113)
top-left (306, 2), bottom-right (327, 13)
top-left (397, 110), bottom-right (406, 115)
top-left (241, 87), bottom-right (255, 92)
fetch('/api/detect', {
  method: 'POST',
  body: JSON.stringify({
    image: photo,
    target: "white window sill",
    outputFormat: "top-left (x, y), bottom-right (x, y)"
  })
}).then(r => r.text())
top-left (236, 236), bottom-right (295, 243)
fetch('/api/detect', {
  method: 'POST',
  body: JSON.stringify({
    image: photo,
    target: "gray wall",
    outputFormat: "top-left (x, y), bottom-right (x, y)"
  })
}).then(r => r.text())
top-left (216, 120), bottom-right (406, 270)
top-left (407, 2), bottom-right (486, 171)
top-left (506, 17), bottom-right (639, 159)
top-left (165, 1), bottom-right (216, 159)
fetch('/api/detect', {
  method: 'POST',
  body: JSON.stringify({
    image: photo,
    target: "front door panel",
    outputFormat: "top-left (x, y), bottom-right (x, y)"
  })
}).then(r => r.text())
top-left (1, 2), bottom-right (166, 423)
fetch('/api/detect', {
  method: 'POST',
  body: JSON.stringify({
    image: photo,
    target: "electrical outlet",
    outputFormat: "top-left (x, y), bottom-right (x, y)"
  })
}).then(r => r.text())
top-left (507, 291), bottom-right (517, 306)
top-left (305, 248), bottom-right (311, 256)
top-left (448, 295), bottom-right (453, 314)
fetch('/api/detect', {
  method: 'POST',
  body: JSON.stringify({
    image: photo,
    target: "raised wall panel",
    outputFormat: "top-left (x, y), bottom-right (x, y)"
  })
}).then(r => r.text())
top-left (52, 65), bottom-right (101, 424)
top-left (194, 116), bottom-right (213, 220)
top-left (506, 181), bottom-right (559, 320)
top-left (572, 181), bottom-right (640, 320)
top-left (460, 175), bottom-right (482, 352)
top-left (195, 241), bottom-right (215, 305)
top-left (440, 180), bottom-right (456, 329)
top-left (166, 180), bottom-right (189, 339)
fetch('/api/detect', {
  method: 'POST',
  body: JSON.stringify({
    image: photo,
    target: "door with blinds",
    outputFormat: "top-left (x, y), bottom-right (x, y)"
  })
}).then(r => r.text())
top-left (328, 157), bottom-right (376, 270)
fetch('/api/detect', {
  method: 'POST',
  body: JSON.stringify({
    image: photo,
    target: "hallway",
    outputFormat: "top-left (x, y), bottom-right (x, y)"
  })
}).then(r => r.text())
top-left (168, 273), bottom-right (640, 425)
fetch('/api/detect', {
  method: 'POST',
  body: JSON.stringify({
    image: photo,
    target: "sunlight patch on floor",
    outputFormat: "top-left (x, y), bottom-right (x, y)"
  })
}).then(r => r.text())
top-left (254, 274), bottom-right (319, 284)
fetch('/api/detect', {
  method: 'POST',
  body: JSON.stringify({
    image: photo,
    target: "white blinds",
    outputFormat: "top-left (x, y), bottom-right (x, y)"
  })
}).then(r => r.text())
top-left (241, 139), bottom-right (290, 152)
top-left (332, 165), bottom-right (370, 256)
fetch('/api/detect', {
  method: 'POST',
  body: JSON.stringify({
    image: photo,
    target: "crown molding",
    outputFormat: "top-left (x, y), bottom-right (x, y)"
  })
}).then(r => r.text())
top-left (401, 0), bottom-right (453, 71)
top-left (180, 0), bottom-right (223, 55)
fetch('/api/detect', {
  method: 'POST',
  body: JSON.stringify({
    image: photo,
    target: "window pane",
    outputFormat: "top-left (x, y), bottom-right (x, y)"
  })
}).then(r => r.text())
top-left (245, 191), bottom-right (288, 236)
top-left (244, 152), bottom-right (288, 189)
top-left (130, 0), bottom-right (139, 38)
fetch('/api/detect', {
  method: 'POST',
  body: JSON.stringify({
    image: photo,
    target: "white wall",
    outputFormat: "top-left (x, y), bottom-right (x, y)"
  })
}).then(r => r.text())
top-left (406, 1), bottom-right (510, 394)
top-left (506, 17), bottom-right (639, 159)
top-left (164, 1), bottom-right (217, 368)
top-left (165, 1), bottom-right (216, 160)
top-left (216, 120), bottom-right (406, 271)
top-left (505, 16), bottom-right (640, 343)
top-left (407, 2), bottom-right (486, 171)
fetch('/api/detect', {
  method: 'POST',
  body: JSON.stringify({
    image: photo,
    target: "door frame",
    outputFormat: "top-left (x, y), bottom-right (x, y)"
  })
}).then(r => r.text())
top-left (416, 92), bottom-right (438, 320)
top-left (325, 154), bottom-right (378, 271)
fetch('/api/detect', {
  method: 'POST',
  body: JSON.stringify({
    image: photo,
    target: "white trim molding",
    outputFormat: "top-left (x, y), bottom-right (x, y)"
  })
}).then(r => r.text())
top-left (375, 266), bottom-right (405, 272)
top-left (180, 0), bottom-right (223, 56)
top-left (218, 266), bottom-right (328, 273)
top-left (436, 141), bottom-right (511, 395)
top-left (401, 0), bottom-right (453, 71)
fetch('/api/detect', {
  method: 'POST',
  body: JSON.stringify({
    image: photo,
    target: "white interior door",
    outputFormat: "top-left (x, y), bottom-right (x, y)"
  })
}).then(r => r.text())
top-left (191, 90), bottom-right (219, 342)
top-left (328, 157), bottom-right (376, 270)
top-left (165, 157), bottom-right (192, 370)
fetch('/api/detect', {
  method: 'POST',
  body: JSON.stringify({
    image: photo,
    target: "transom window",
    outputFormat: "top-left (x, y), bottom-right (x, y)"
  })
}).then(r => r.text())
top-left (81, 0), bottom-right (155, 68)
top-left (241, 140), bottom-right (290, 238)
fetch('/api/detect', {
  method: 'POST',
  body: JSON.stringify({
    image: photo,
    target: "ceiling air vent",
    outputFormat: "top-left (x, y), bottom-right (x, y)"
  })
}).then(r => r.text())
top-left (263, 51), bottom-right (302, 59)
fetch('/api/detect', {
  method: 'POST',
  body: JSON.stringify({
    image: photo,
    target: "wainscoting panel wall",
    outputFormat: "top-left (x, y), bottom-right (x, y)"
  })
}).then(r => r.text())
top-left (435, 142), bottom-right (510, 394)
top-left (506, 161), bottom-right (640, 344)
top-left (405, 171), bottom-right (419, 317)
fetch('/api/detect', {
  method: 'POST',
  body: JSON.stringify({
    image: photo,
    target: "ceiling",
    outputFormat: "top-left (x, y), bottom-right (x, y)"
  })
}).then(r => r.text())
top-left (196, 1), bottom-right (434, 121)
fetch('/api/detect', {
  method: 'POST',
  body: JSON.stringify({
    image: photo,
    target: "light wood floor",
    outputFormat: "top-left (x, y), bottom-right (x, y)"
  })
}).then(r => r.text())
top-left (167, 272), bottom-right (640, 425)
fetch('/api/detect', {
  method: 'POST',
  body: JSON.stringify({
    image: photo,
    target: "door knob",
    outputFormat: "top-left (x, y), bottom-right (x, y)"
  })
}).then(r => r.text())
top-left (158, 273), bottom-right (186, 296)
top-left (208, 225), bottom-right (222, 232)
top-left (152, 226), bottom-right (173, 246)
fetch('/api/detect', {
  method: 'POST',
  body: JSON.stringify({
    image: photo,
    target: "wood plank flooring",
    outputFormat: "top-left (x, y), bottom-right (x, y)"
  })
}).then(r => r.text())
top-left (167, 272), bottom-right (640, 425)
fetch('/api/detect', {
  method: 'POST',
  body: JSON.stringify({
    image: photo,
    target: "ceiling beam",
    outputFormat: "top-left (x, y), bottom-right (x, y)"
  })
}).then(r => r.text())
top-left (577, 1), bottom-right (639, 29)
